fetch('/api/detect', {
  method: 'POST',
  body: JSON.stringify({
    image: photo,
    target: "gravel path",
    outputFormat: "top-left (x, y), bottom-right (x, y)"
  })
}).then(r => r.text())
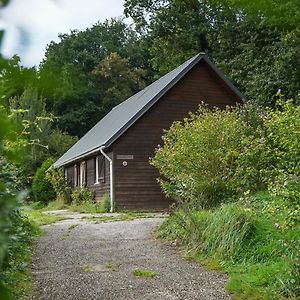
top-left (31, 212), bottom-right (230, 300)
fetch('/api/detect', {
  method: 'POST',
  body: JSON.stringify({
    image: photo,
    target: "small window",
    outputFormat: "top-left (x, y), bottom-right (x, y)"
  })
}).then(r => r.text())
top-left (74, 164), bottom-right (78, 187)
top-left (80, 161), bottom-right (87, 187)
top-left (95, 155), bottom-right (105, 184)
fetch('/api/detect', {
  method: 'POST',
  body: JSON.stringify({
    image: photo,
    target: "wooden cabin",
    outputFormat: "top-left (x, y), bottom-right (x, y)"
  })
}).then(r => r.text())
top-left (54, 54), bottom-right (244, 211)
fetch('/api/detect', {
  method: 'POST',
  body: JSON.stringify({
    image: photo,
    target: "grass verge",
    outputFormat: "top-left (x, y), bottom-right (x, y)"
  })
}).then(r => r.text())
top-left (2, 203), bottom-right (68, 299)
top-left (1, 211), bottom-right (40, 300)
top-left (156, 192), bottom-right (299, 299)
top-left (23, 206), bottom-right (66, 226)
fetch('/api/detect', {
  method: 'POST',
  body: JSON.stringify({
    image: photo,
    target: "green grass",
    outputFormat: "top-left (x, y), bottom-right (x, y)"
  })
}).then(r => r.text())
top-left (3, 240), bottom-right (34, 300)
top-left (105, 262), bottom-right (116, 271)
top-left (84, 212), bottom-right (158, 223)
top-left (23, 207), bottom-right (66, 226)
top-left (69, 201), bottom-right (108, 213)
top-left (3, 202), bottom-right (69, 300)
top-left (156, 192), bottom-right (300, 299)
top-left (132, 268), bottom-right (159, 278)
top-left (2, 212), bottom-right (40, 300)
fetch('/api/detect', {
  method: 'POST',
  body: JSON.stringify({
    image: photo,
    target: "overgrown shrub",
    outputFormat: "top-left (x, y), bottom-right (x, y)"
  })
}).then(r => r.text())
top-left (152, 100), bottom-right (300, 208)
top-left (264, 100), bottom-right (300, 204)
top-left (32, 158), bottom-right (56, 205)
top-left (71, 187), bottom-right (95, 204)
top-left (45, 167), bottom-right (71, 203)
top-left (151, 104), bottom-right (269, 208)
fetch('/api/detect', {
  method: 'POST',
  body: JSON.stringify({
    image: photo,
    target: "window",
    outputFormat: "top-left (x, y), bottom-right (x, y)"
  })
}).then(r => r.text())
top-left (74, 164), bottom-right (78, 187)
top-left (80, 161), bottom-right (86, 187)
top-left (95, 155), bottom-right (105, 184)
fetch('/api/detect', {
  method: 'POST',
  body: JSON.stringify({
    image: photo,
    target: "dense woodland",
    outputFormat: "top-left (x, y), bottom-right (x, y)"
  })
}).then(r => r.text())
top-left (0, 0), bottom-right (299, 299)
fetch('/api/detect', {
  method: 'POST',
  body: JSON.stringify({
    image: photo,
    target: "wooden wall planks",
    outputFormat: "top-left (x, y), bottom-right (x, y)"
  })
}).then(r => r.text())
top-left (112, 60), bottom-right (242, 210)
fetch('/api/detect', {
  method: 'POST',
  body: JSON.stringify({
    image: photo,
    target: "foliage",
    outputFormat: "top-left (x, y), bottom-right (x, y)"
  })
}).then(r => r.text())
top-left (46, 130), bottom-right (78, 159)
top-left (213, 0), bottom-right (300, 30)
top-left (102, 194), bottom-right (112, 212)
top-left (45, 167), bottom-right (71, 203)
top-left (9, 88), bottom-right (55, 184)
top-left (157, 192), bottom-right (300, 299)
top-left (0, 211), bottom-right (39, 300)
top-left (68, 194), bottom-right (113, 213)
top-left (70, 187), bottom-right (95, 205)
top-left (154, 100), bottom-right (300, 298)
top-left (39, 18), bottom-right (151, 137)
top-left (152, 100), bottom-right (300, 209)
top-left (68, 201), bottom-right (106, 214)
top-left (32, 158), bottom-right (56, 205)
top-left (151, 104), bottom-right (266, 207)
top-left (92, 52), bottom-right (147, 108)
top-left (125, 0), bottom-right (300, 106)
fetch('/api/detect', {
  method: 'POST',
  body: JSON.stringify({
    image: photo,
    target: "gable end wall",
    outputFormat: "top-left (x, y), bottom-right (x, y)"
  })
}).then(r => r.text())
top-left (112, 60), bottom-right (242, 210)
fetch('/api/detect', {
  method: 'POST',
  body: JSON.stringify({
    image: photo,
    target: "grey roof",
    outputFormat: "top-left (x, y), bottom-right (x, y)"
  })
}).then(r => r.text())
top-left (54, 54), bottom-right (244, 167)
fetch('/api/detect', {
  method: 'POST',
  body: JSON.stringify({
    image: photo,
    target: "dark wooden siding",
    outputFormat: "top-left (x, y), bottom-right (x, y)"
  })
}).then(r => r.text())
top-left (64, 152), bottom-right (111, 202)
top-left (86, 152), bottom-right (111, 202)
top-left (66, 165), bottom-right (75, 187)
top-left (113, 60), bottom-right (242, 210)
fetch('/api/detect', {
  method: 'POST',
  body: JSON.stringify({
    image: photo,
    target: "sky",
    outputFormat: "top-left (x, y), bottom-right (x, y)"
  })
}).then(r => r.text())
top-left (0, 0), bottom-right (126, 67)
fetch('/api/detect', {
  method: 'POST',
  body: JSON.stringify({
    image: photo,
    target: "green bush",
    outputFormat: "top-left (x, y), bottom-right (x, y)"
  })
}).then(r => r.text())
top-left (152, 101), bottom-right (300, 208)
top-left (151, 104), bottom-right (269, 208)
top-left (32, 158), bottom-right (56, 205)
top-left (71, 187), bottom-right (95, 205)
top-left (45, 167), bottom-right (71, 203)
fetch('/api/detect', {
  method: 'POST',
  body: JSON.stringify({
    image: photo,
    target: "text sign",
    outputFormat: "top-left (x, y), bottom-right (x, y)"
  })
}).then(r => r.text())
top-left (116, 155), bottom-right (134, 160)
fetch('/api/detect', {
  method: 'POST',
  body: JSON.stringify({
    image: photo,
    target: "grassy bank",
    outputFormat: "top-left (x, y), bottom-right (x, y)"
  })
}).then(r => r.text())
top-left (157, 192), bottom-right (299, 299)
top-left (1, 204), bottom-right (68, 300)
top-left (1, 211), bottom-right (40, 300)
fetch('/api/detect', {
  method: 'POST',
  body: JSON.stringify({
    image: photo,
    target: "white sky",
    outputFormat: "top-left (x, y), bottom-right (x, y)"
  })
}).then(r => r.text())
top-left (0, 0), bottom-right (126, 67)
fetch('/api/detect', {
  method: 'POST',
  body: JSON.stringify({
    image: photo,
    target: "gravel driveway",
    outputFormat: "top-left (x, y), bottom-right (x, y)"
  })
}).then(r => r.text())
top-left (31, 212), bottom-right (230, 300)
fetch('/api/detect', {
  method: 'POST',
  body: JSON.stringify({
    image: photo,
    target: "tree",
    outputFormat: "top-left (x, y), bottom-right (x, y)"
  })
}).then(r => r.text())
top-left (124, 0), bottom-right (300, 106)
top-left (212, 0), bottom-right (300, 30)
top-left (39, 18), bottom-right (152, 137)
top-left (91, 52), bottom-right (147, 109)
top-left (9, 89), bottom-right (54, 178)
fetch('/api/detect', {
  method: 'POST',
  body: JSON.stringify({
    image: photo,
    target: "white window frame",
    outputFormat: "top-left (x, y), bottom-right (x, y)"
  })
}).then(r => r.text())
top-left (74, 164), bottom-right (78, 187)
top-left (95, 156), bottom-right (99, 185)
top-left (94, 155), bottom-right (105, 184)
top-left (80, 161), bottom-right (86, 188)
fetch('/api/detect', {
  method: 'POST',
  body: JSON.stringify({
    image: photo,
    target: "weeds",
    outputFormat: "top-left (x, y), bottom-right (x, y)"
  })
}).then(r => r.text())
top-left (84, 212), bottom-right (159, 224)
top-left (132, 268), bottom-right (159, 278)
top-left (105, 263), bottom-right (116, 271)
top-left (69, 201), bottom-right (107, 214)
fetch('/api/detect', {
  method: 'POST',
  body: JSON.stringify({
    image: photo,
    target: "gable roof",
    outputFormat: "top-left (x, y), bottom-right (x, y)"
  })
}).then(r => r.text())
top-left (54, 54), bottom-right (244, 167)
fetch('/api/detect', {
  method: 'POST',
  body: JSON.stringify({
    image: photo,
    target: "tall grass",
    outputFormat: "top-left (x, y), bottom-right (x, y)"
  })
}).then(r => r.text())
top-left (157, 192), bottom-right (299, 299)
